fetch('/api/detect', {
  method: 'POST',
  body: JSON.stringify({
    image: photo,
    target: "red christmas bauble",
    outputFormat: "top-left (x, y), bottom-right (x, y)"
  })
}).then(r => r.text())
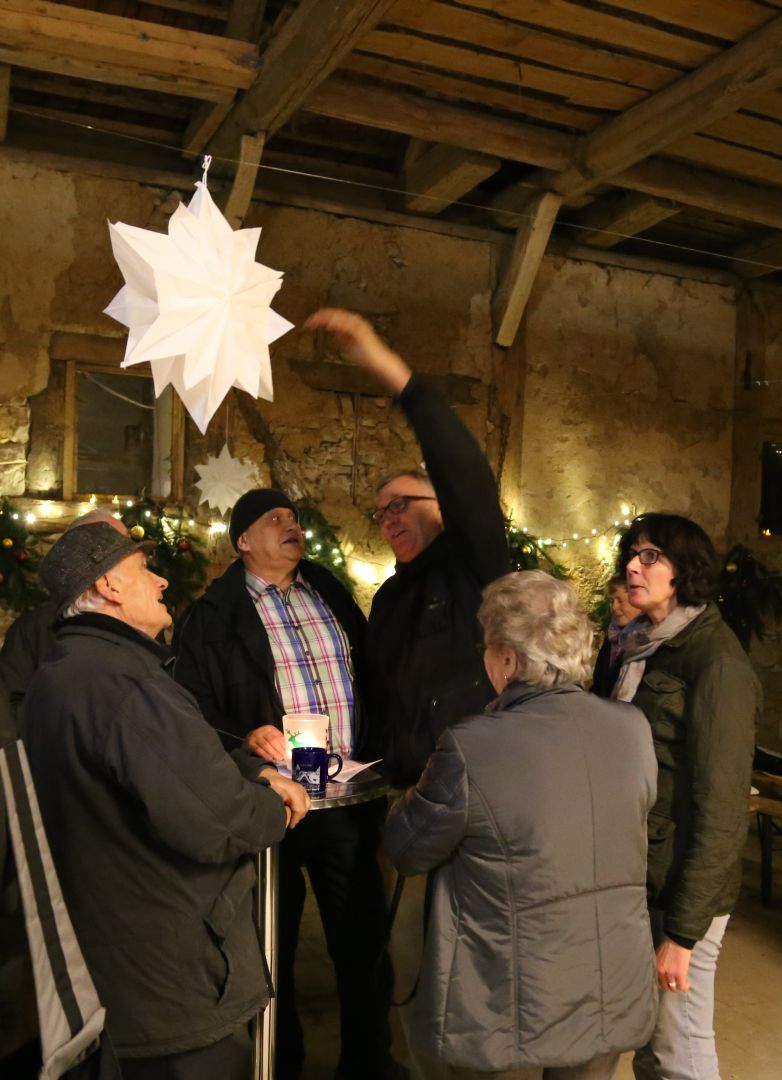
top-left (18, 551), bottom-right (28, 561)
top-left (178, 540), bottom-right (190, 551)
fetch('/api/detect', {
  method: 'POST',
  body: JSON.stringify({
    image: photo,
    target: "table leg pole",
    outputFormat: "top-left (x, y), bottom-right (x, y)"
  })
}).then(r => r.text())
top-left (253, 843), bottom-right (280, 1080)
top-left (759, 813), bottom-right (773, 907)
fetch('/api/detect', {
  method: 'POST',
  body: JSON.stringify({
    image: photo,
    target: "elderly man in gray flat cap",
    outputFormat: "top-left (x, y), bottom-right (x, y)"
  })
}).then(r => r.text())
top-left (22, 522), bottom-right (309, 1080)
top-left (0, 508), bottom-right (130, 722)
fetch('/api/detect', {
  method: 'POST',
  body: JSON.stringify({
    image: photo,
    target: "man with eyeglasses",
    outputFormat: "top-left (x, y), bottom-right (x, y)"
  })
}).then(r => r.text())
top-left (307, 309), bottom-right (509, 788)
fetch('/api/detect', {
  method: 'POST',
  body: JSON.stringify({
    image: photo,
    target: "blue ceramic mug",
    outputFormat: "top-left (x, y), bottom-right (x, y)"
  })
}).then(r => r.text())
top-left (292, 746), bottom-right (343, 796)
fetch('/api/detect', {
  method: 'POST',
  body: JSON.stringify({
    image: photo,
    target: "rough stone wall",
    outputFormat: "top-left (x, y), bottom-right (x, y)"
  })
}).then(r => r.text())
top-left (522, 255), bottom-right (736, 545)
top-left (0, 155), bottom-right (747, 650)
top-left (746, 289), bottom-right (782, 748)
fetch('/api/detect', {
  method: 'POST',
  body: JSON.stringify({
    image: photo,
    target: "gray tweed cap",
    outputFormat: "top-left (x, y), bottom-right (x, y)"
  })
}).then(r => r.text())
top-left (40, 522), bottom-right (155, 609)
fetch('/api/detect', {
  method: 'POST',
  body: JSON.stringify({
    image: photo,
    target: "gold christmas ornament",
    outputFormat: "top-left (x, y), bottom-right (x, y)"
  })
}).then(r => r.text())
top-left (1, 537), bottom-right (12, 549)
top-left (130, 525), bottom-right (146, 540)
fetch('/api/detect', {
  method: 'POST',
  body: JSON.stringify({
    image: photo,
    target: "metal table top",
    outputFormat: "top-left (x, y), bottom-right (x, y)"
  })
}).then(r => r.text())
top-left (309, 768), bottom-right (390, 810)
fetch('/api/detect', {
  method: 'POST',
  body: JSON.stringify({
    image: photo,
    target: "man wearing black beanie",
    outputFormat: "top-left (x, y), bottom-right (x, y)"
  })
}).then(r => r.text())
top-left (175, 490), bottom-right (404, 1080)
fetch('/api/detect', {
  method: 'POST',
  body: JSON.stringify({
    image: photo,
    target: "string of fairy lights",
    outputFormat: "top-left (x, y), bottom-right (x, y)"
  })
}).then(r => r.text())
top-left (508, 503), bottom-right (638, 554)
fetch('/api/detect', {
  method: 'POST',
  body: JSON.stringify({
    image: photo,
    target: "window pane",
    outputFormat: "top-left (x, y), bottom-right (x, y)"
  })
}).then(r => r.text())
top-left (760, 441), bottom-right (782, 536)
top-left (76, 371), bottom-right (156, 495)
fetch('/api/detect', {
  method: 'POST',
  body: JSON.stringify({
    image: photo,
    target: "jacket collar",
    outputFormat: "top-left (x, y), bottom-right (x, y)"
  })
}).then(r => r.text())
top-left (55, 612), bottom-right (171, 666)
top-left (486, 679), bottom-right (582, 712)
top-left (656, 601), bottom-right (720, 650)
top-left (391, 530), bottom-right (451, 577)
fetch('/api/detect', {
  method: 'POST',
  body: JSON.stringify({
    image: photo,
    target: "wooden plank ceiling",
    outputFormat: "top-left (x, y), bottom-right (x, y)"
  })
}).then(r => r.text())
top-left (2, 0), bottom-right (782, 304)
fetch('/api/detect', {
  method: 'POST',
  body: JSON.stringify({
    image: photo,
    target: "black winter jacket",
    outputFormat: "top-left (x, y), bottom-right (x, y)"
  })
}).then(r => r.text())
top-left (0, 601), bottom-right (58, 724)
top-left (368, 375), bottom-right (509, 786)
top-left (21, 614), bottom-right (287, 1058)
top-left (629, 604), bottom-right (758, 942)
top-left (174, 558), bottom-right (377, 759)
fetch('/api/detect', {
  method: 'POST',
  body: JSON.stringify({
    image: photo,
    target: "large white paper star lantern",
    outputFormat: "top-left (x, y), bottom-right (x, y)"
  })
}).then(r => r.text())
top-left (195, 444), bottom-right (257, 516)
top-left (103, 163), bottom-right (294, 433)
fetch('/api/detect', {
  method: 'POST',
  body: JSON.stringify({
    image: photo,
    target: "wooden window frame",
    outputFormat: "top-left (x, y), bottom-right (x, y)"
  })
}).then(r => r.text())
top-left (50, 332), bottom-right (185, 502)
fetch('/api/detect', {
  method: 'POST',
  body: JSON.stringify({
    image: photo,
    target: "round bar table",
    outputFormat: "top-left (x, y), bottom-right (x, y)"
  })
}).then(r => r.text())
top-left (252, 769), bottom-right (390, 1080)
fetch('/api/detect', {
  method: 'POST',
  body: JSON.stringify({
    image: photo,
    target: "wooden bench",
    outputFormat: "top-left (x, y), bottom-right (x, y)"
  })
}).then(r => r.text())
top-left (751, 770), bottom-right (782, 906)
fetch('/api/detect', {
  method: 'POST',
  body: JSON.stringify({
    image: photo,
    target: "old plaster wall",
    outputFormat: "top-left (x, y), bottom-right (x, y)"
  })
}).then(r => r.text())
top-left (0, 156), bottom-right (743, 628)
top-left (745, 289), bottom-right (782, 747)
top-left (0, 157), bottom-right (168, 495)
top-left (522, 256), bottom-right (736, 545)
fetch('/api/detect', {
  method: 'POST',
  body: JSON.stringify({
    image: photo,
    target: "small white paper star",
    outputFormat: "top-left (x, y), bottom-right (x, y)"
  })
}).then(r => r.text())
top-left (103, 179), bottom-right (294, 434)
top-left (194, 444), bottom-right (257, 516)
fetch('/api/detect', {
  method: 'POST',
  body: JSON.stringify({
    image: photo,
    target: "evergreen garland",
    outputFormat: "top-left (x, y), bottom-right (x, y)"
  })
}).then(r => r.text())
top-left (506, 522), bottom-right (568, 578)
top-left (119, 499), bottom-right (208, 614)
top-left (297, 503), bottom-right (355, 594)
top-left (0, 498), bottom-right (47, 613)
top-left (717, 543), bottom-right (782, 651)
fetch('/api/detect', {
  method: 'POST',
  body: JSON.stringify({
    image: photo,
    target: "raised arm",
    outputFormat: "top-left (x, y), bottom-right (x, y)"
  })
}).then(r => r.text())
top-left (306, 308), bottom-right (508, 585)
top-left (305, 307), bottom-right (411, 394)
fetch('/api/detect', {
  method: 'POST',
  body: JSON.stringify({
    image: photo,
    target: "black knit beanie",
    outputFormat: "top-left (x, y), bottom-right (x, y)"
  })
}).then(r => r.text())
top-left (229, 489), bottom-right (298, 549)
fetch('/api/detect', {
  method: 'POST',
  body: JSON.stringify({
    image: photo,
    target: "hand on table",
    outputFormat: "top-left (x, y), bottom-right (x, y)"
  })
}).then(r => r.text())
top-left (244, 724), bottom-right (286, 762)
top-left (305, 308), bottom-right (411, 395)
top-left (260, 767), bottom-right (310, 829)
top-left (656, 936), bottom-right (692, 993)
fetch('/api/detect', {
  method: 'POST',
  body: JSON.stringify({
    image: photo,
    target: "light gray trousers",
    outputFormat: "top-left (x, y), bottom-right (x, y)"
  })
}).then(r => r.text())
top-left (633, 911), bottom-right (730, 1080)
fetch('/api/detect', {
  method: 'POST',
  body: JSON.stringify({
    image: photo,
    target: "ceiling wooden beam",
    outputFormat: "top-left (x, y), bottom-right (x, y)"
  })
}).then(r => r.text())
top-left (529, 11), bottom-right (782, 199)
top-left (140, 0), bottom-right (228, 18)
top-left (182, 0), bottom-right (268, 156)
top-left (729, 232), bottom-right (782, 278)
top-left (11, 70), bottom-right (191, 118)
top-left (619, 157), bottom-right (782, 232)
top-left (208, 0), bottom-right (396, 161)
top-left (567, 191), bottom-right (680, 249)
top-left (0, 65), bottom-right (9, 143)
top-left (304, 78), bottom-right (575, 170)
top-left (309, 76), bottom-right (782, 234)
top-left (0, 0), bottom-right (259, 103)
top-left (493, 192), bottom-right (562, 348)
top-left (183, 102), bottom-right (235, 156)
top-left (223, 132), bottom-right (265, 227)
top-left (225, 0), bottom-right (267, 43)
top-left (404, 142), bottom-right (500, 214)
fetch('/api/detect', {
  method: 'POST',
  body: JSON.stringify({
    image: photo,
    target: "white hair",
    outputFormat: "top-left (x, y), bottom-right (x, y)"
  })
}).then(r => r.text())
top-left (479, 570), bottom-right (594, 689)
top-left (61, 585), bottom-right (109, 619)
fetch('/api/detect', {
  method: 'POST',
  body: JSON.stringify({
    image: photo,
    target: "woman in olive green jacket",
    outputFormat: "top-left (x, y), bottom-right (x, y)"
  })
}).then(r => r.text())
top-left (607, 513), bottom-right (758, 1080)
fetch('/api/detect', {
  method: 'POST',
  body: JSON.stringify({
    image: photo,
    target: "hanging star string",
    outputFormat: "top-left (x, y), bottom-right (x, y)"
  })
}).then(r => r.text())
top-left (104, 155), bottom-right (294, 433)
top-left (194, 444), bottom-right (258, 516)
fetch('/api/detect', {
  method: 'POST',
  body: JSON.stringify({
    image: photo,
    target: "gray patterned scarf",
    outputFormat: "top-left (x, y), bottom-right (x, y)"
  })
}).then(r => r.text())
top-left (611, 604), bottom-right (705, 703)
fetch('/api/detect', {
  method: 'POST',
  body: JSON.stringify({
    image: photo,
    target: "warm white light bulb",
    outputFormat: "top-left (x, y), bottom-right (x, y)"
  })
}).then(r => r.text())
top-left (25, 512), bottom-right (36, 524)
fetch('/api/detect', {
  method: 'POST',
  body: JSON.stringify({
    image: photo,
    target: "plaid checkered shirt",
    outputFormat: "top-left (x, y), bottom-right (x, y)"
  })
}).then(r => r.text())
top-left (245, 570), bottom-right (355, 757)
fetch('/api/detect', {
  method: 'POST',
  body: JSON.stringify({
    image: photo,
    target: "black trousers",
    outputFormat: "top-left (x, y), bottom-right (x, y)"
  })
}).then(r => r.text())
top-left (118, 1031), bottom-right (251, 1080)
top-left (275, 798), bottom-right (394, 1080)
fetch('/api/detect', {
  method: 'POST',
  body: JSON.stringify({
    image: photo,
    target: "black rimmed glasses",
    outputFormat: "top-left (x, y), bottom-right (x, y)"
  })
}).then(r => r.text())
top-left (371, 495), bottom-right (437, 525)
top-left (629, 547), bottom-right (664, 565)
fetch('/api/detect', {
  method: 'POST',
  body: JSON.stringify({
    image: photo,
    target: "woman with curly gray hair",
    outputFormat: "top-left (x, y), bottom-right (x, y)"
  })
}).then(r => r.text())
top-left (384, 570), bottom-right (659, 1080)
